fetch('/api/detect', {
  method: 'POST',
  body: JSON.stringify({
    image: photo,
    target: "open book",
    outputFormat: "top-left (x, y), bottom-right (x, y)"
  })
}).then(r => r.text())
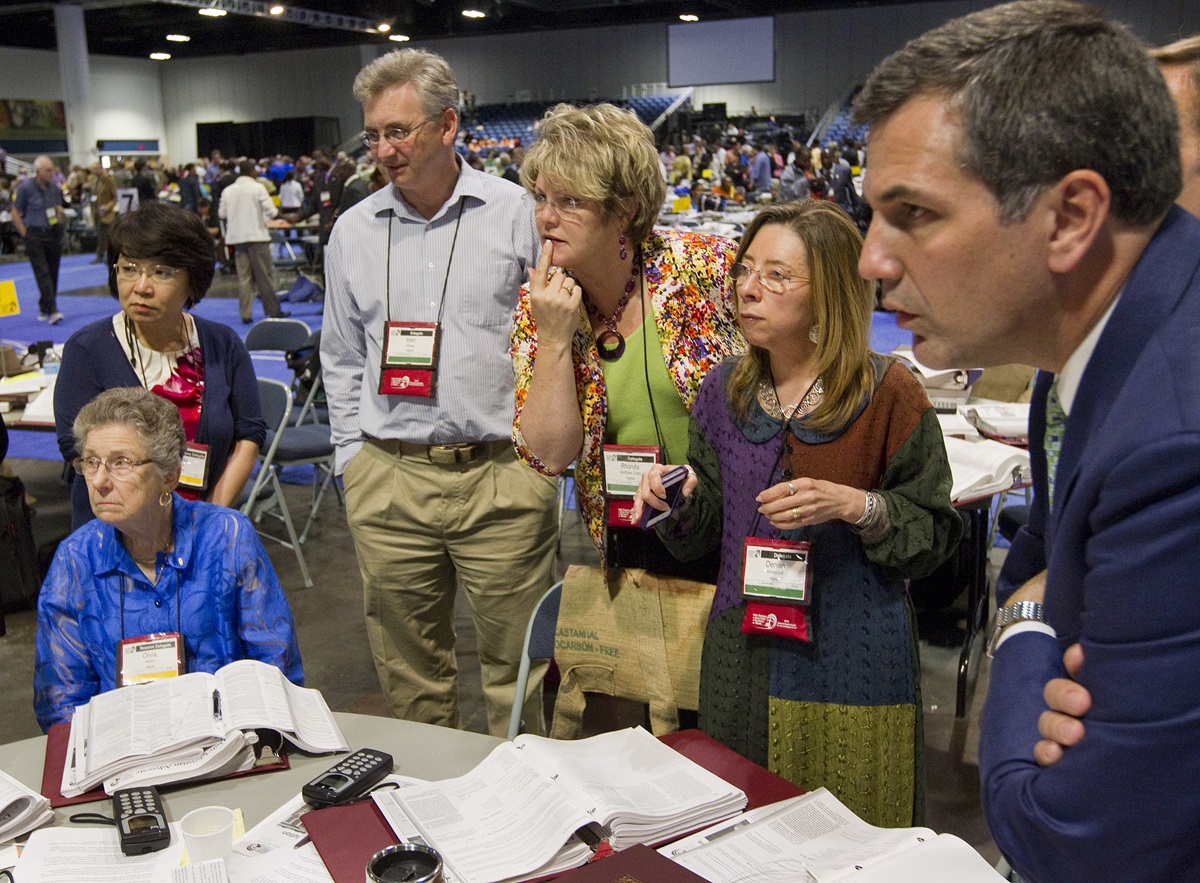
top-left (663, 788), bottom-right (1003, 882)
top-left (0, 769), bottom-right (53, 843)
top-left (959, 403), bottom-right (1030, 443)
top-left (943, 436), bottom-right (1030, 503)
top-left (62, 659), bottom-right (347, 797)
top-left (891, 345), bottom-right (981, 390)
top-left (372, 726), bottom-right (747, 883)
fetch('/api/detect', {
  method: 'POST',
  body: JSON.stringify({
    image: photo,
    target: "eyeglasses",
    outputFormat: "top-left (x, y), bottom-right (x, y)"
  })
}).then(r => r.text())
top-left (72, 456), bottom-right (154, 479)
top-left (362, 117), bottom-right (436, 149)
top-left (114, 262), bottom-right (180, 284)
top-left (532, 192), bottom-right (589, 219)
top-left (730, 262), bottom-right (808, 295)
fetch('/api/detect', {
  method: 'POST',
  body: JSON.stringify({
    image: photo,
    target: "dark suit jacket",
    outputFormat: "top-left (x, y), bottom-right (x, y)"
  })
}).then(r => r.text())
top-left (981, 206), bottom-right (1200, 882)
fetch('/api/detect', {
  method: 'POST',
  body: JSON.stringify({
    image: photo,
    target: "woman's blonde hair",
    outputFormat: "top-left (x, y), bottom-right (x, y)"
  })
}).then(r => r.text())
top-left (727, 200), bottom-right (876, 432)
top-left (521, 103), bottom-right (666, 243)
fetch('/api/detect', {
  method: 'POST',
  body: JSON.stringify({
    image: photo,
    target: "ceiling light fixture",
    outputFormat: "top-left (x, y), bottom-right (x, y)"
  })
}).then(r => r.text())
top-left (462, 8), bottom-right (486, 18)
top-left (198, 7), bottom-right (227, 16)
top-left (679, 13), bottom-right (699, 22)
top-left (269, 4), bottom-right (284, 14)
top-left (150, 52), bottom-right (171, 59)
top-left (165, 33), bottom-right (190, 41)
top-left (377, 21), bottom-right (391, 32)
top-left (389, 33), bottom-right (411, 41)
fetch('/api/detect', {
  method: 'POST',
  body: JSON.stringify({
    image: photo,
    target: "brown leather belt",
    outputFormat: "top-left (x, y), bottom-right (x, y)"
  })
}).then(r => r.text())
top-left (368, 438), bottom-right (511, 466)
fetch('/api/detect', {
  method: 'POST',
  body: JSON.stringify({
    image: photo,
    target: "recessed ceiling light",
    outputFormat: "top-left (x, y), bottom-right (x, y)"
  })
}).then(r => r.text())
top-left (462, 8), bottom-right (486, 18)
top-left (198, 7), bottom-right (227, 16)
top-left (389, 34), bottom-right (411, 42)
top-left (269, 4), bottom-right (284, 13)
top-left (165, 33), bottom-right (190, 42)
top-left (679, 14), bottom-right (699, 22)
top-left (377, 22), bottom-right (391, 32)
top-left (150, 52), bottom-right (171, 60)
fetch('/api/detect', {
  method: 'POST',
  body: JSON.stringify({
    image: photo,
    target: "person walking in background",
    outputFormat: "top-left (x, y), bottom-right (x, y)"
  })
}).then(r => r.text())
top-left (91, 162), bottom-right (118, 264)
top-left (12, 155), bottom-right (65, 324)
top-left (219, 159), bottom-right (288, 324)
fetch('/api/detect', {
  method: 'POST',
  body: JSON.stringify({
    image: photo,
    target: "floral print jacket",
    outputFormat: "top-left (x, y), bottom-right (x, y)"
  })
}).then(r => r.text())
top-left (511, 228), bottom-right (745, 560)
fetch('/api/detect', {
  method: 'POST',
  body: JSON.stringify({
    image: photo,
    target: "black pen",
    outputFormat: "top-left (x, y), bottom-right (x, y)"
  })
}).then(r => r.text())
top-left (212, 689), bottom-right (222, 721)
top-left (293, 834), bottom-right (312, 849)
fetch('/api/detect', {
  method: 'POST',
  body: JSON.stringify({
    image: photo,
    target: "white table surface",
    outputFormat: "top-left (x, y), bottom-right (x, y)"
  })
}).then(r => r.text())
top-left (0, 712), bottom-right (503, 828)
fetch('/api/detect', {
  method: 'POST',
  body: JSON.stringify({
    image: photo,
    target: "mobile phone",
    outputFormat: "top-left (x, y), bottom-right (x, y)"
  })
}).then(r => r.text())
top-left (113, 786), bottom-right (171, 856)
top-left (302, 748), bottom-right (394, 808)
top-left (637, 465), bottom-right (690, 529)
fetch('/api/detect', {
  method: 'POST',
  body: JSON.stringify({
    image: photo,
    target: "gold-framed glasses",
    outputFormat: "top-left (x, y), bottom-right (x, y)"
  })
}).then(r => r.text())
top-left (114, 263), bottom-right (180, 284)
top-left (72, 456), bottom-right (154, 479)
top-left (362, 117), bottom-right (435, 149)
top-left (532, 192), bottom-right (588, 218)
top-left (730, 262), bottom-right (807, 295)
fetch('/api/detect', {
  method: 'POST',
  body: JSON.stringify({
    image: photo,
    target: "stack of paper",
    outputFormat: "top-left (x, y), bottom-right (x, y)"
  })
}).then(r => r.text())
top-left (63, 659), bottom-right (347, 796)
top-left (373, 726), bottom-right (747, 883)
top-left (959, 403), bottom-right (1030, 442)
top-left (892, 346), bottom-right (982, 413)
top-left (943, 436), bottom-right (1031, 503)
top-left (0, 769), bottom-right (53, 843)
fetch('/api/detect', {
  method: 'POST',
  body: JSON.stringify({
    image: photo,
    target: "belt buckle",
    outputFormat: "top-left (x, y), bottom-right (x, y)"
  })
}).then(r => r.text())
top-left (429, 444), bottom-right (475, 465)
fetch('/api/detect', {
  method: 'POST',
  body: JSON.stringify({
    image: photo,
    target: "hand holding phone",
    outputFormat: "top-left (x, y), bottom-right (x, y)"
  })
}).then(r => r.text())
top-left (637, 465), bottom-right (690, 529)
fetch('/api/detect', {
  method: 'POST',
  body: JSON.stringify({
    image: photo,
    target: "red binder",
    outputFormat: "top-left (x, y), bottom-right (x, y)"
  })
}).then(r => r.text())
top-left (40, 721), bottom-right (290, 807)
top-left (301, 729), bottom-right (801, 883)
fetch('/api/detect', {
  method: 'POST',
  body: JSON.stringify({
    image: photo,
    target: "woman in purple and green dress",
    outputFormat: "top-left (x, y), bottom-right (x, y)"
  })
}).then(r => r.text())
top-left (634, 200), bottom-right (961, 827)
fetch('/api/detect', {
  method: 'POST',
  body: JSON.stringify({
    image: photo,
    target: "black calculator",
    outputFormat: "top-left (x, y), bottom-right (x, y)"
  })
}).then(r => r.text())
top-left (302, 748), bottom-right (394, 808)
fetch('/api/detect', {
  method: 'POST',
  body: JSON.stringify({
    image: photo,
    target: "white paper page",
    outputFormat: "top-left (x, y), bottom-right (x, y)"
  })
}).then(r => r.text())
top-left (376, 743), bottom-right (591, 883)
top-left (943, 436), bottom-right (1030, 502)
top-left (226, 845), bottom-right (336, 883)
top-left (103, 730), bottom-right (254, 793)
top-left (278, 683), bottom-right (347, 752)
top-left (0, 769), bottom-right (50, 840)
top-left (661, 795), bottom-right (808, 859)
top-left (0, 843), bottom-right (18, 867)
top-left (86, 673), bottom-right (220, 774)
top-left (666, 788), bottom-right (937, 883)
top-left (372, 791), bottom-right (463, 883)
top-left (843, 834), bottom-right (1004, 882)
top-left (215, 661), bottom-right (296, 733)
top-left (14, 825), bottom-right (184, 883)
top-left (171, 858), bottom-right (231, 883)
top-left (513, 727), bottom-right (744, 843)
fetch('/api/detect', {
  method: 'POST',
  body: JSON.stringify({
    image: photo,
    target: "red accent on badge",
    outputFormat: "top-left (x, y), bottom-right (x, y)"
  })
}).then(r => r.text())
top-left (380, 368), bottom-right (434, 397)
top-left (741, 602), bottom-right (809, 641)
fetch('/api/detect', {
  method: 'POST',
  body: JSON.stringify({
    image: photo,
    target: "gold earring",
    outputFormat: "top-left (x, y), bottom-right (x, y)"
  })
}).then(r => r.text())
top-left (159, 490), bottom-right (172, 507)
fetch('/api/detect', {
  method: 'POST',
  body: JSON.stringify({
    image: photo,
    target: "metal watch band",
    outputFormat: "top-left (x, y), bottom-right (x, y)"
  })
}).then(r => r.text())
top-left (987, 600), bottom-right (1047, 657)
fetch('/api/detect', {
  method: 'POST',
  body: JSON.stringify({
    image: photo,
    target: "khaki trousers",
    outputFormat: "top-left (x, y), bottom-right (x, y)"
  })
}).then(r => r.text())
top-left (343, 438), bottom-right (558, 737)
top-left (233, 241), bottom-right (282, 320)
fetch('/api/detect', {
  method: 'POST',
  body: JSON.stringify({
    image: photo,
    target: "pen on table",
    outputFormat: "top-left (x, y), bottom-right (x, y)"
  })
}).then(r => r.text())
top-left (212, 689), bottom-right (222, 721)
top-left (293, 834), bottom-right (312, 849)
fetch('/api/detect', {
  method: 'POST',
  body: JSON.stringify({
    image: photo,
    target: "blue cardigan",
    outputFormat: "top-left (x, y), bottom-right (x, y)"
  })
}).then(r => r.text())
top-left (55, 314), bottom-right (266, 529)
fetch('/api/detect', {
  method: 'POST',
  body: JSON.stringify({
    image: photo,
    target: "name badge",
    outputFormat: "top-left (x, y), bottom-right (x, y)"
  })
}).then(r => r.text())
top-left (46, 205), bottom-right (59, 225)
top-left (117, 632), bottom-right (184, 687)
top-left (741, 538), bottom-right (812, 604)
top-left (178, 442), bottom-right (209, 491)
top-left (320, 190), bottom-right (332, 207)
top-left (379, 321), bottom-right (438, 398)
top-left (602, 445), bottom-right (660, 498)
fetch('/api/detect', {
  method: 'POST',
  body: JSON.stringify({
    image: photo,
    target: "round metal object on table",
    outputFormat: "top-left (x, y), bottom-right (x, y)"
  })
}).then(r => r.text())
top-left (366, 843), bottom-right (444, 883)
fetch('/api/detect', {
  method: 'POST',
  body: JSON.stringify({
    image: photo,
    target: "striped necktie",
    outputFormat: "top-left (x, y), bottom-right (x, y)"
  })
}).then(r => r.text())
top-left (1044, 381), bottom-right (1067, 510)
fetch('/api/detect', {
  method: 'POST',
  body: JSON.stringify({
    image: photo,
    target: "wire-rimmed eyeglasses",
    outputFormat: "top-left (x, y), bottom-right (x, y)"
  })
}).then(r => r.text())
top-left (113, 262), bottom-right (180, 284)
top-left (730, 262), bottom-right (808, 295)
top-left (72, 456), bottom-right (154, 480)
top-left (362, 117), bottom-right (436, 149)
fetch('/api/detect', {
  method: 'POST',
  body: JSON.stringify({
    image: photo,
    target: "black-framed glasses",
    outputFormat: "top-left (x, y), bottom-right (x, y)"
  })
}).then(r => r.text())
top-left (730, 262), bottom-right (808, 295)
top-left (114, 262), bottom-right (180, 284)
top-left (72, 456), bottom-right (154, 479)
top-left (531, 192), bottom-right (588, 219)
top-left (362, 117), bottom-right (436, 149)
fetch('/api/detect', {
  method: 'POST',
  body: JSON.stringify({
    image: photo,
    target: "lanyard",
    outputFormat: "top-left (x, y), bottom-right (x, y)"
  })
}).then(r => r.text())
top-left (744, 372), bottom-right (820, 540)
top-left (385, 199), bottom-right (466, 325)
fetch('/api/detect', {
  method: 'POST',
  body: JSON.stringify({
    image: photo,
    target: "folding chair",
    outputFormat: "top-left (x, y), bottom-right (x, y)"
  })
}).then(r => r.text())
top-left (243, 317), bottom-right (311, 355)
top-left (241, 378), bottom-right (337, 587)
top-left (507, 581), bottom-right (562, 740)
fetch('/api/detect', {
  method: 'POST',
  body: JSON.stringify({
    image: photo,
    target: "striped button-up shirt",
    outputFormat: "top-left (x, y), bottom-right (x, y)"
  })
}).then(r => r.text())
top-left (323, 161), bottom-right (539, 472)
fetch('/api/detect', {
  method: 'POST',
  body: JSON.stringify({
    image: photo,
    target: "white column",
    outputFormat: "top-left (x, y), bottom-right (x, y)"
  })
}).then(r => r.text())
top-left (53, 3), bottom-right (96, 169)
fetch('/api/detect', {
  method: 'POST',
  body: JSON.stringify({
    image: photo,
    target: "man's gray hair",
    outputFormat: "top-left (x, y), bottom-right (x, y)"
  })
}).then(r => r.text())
top-left (73, 387), bottom-right (186, 479)
top-left (854, 0), bottom-right (1181, 226)
top-left (352, 48), bottom-right (459, 119)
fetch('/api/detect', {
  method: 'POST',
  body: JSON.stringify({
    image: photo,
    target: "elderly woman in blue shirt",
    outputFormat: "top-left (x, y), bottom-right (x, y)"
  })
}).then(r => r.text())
top-left (34, 386), bottom-right (302, 732)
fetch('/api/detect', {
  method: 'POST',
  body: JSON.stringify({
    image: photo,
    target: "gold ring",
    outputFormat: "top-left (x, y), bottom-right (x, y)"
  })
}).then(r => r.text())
top-left (791, 507), bottom-right (801, 520)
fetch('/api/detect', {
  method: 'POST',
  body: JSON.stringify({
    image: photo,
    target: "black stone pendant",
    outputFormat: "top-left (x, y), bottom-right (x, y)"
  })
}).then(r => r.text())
top-left (596, 329), bottom-right (626, 361)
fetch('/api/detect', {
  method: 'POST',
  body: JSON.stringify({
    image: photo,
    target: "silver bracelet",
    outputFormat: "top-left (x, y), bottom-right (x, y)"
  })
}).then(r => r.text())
top-left (853, 492), bottom-right (876, 527)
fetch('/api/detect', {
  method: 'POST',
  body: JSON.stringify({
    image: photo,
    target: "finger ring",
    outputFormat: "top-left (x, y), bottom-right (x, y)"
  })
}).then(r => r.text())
top-left (791, 507), bottom-right (801, 520)
top-left (787, 481), bottom-right (796, 495)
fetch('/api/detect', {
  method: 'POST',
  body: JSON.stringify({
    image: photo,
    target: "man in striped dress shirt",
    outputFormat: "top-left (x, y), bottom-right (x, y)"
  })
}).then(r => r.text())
top-left (322, 48), bottom-right (557, 738)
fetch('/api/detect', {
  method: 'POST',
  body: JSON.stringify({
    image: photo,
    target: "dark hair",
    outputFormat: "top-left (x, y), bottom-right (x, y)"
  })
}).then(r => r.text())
top-left (853, 0), bottom-right (1180, 225)
top-left (107, 202), bottom-right (215, 307)
top-left (238, 159), bottom-right (257, 177)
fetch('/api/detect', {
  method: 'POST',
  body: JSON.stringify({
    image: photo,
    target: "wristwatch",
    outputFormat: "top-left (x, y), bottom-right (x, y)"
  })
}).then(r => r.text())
top-left (987, 600), bottom-right (1047, 657)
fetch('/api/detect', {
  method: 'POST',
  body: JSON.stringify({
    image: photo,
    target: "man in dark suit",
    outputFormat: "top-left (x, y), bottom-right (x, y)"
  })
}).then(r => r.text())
top-left (854, 3), bottom-right (1200, 881)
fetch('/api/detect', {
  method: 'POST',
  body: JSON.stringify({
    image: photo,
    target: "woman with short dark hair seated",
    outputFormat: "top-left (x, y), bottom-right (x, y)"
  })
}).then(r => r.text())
top-left (34, 387), bottom-right (302, 732)
top-left (55, 201), bottom-right (265, 530)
